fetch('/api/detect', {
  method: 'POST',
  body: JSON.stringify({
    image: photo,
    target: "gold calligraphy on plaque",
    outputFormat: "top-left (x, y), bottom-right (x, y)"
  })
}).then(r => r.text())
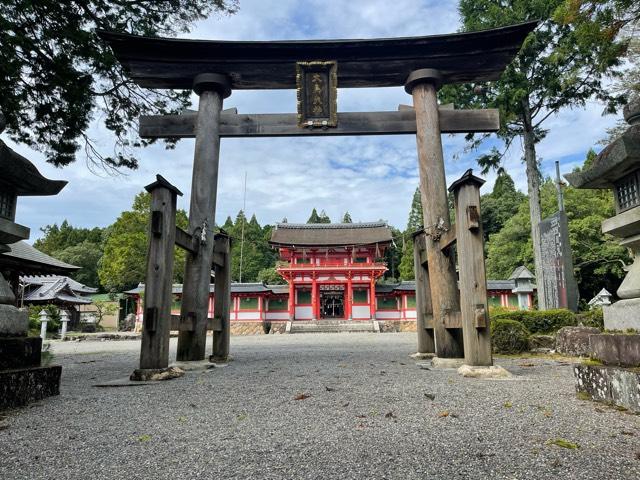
top-left (296, 61), bottom-right (337, 128)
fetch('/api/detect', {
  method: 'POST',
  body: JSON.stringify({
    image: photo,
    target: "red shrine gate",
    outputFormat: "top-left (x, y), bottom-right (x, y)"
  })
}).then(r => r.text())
top-left (98, 20), bottom-right (537, 376)
top-left (270, 222), bottom-right (391, 321)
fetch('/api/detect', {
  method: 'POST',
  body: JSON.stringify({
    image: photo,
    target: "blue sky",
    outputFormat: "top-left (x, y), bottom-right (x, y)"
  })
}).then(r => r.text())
top-left (6, 0), bottom-right (620, 241)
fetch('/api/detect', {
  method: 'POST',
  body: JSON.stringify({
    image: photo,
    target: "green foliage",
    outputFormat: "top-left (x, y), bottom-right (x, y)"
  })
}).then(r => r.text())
top-left (257, 267), bottom-right (286, 285)
top-left (441, 0), bottom-right (628, 301)
top-left (53, 241), bottom-right (103, 288)
top-left (398, 237), bottom-right (415, 280)
top-left (342, 212), bottom-right (353, 223)
top-left (397, 187), bottom-right (425, 280)
top-left (229, 211), bottom-right (278, 283)
top-left (546, 438), bottom-right (580, 449)
top-left (382, 226), bottom-right (402, 281)
top-left (34, 220), bottom-right (103, 253)
top-left (442, 0), bottom-right (626, 174)
top-left (577, 307), bottom-right (604, 329)
top-left (28, 304), bottom-right (60, 333)
top-left (0, 0), bottom-right (238, 168)
top-left (492, 308), bottom-right (576, 334)
top-left (307, 208), bottom-right (331, 224)
top-left (34, 221), bottom-right (104, 288)
top-left (98, 192), bottom-right (188, 292)
top-left (481, 171), bottom-right (526, 241)
top-left (491, 318), bottom-right (531, 354)
top-left (486, 178), bottom-right (629, 300)
top-left (406, 188), bottom-right (424, 232)
top-left (93, 300), bottom-right (118, 326)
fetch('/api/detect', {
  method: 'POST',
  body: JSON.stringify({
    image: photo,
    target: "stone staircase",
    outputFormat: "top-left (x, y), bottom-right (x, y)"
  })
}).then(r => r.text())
top-left (287, 319), bottom-right (379, 334)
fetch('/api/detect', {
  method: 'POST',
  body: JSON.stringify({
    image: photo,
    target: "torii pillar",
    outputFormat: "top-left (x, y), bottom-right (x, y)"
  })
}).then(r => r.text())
top-left (177, 74), bottom-right (232, 362)
top-left (406, 69), bottom-right (464, 359)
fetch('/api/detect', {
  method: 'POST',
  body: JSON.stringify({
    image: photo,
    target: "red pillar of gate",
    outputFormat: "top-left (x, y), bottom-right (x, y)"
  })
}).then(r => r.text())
top-left (288, 278), bottom-right (295, 320)
top-left (346, 275), bottom-right (352, 320)
top-left (370, 277), bottom-right (376, 319)
top-left (311, 277), bottom-right (318, 320)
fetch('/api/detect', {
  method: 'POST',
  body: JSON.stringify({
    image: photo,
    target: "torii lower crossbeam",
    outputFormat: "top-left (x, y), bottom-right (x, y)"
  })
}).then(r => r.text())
top-left (139, 109), bottom-right (499, 139)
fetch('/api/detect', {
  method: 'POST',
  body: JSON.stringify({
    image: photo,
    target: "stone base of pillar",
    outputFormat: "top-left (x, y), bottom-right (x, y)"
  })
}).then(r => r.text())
top-left (457, 365), bottom-right (510, 379)
top-left (430, 357), bottom-right (465, 369)
top-left (130, 366), bottom-right (185, 382)
top-left (604, 299), bottom-right (640, 331)
top-left (409, 352), bottom-right (435, 360)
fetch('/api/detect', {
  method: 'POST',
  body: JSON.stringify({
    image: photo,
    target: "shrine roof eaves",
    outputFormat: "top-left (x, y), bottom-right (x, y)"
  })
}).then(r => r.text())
top-left (270, 222), bottom-right (393, 247)
top-left (98, 21), bottom-right (537, 90)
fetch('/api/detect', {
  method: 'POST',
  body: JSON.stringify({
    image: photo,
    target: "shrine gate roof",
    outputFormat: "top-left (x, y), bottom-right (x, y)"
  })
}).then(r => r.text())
top-left (97, 21), bottom-right (537, 90)
top-left (270, 222), bottom-right (393, 247)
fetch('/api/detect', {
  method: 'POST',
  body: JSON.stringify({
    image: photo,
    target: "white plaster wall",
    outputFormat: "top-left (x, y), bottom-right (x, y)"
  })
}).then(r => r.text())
top-left (352, 306), bottom-right (370, 319)
top-left (295, 306), bottom-right (313, 319)
top-left (237, 311), bottom-right (261, 321)
top-left (376, 311), bottom-right (401, 319)
top-left (266, 312), bottom-right (289, 320)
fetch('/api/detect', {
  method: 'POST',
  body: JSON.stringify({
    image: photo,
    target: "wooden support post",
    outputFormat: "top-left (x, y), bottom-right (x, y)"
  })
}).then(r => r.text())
top-left (413, 231), bottom-right (435, 354)
top-left (177, 73), bottom-right (231, 362)
top-left (406, 69), bottom-right (464, 358)
top-left (450, 170), bottom-right (492, 366)
top-left (139, 175), bottom-right (182, 370)
top-left (211, 232), bottom-right (231, 362)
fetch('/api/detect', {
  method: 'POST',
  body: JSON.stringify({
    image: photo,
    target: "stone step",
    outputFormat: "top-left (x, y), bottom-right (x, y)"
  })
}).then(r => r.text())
top-left (289, 320), bottom-right (378, 334)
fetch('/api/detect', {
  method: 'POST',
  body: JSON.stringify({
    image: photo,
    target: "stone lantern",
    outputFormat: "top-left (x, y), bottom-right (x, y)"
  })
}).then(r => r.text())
top-left (565, 99), bottom-right (640, 331)
top-left (0, 113), bottom-right (67, 409)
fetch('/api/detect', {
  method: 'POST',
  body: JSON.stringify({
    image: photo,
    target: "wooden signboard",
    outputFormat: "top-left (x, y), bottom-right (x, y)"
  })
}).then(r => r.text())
top-left (296, 61), bottom-right (337, 127)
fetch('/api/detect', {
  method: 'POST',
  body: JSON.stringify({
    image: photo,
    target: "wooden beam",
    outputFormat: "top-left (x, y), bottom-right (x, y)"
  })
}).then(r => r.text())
top-left (175, 227), bottom-right (199, 255)
top-left (438, 226), bottom-right (457, 252)
top-left (139, 109), bottom-right (499, 139)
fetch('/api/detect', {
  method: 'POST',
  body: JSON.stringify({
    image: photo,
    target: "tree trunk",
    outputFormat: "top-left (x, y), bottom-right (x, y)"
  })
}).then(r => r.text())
top-left (521, 98), bottom-right (547, 310)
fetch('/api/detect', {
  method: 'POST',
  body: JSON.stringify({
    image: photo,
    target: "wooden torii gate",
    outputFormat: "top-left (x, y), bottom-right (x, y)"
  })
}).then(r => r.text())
top-left (100, 21), bottom-right (536, 371)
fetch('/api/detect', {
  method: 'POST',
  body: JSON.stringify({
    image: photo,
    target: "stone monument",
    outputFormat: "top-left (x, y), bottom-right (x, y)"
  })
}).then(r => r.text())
top-left (566, 98), bottom-right (640, 331)
top-left (0, 113), bottom-right (66, 409)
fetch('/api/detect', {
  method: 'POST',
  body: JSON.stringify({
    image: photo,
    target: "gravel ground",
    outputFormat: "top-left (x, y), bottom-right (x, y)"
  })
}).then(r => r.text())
top-left (1, 332), bottom-right (639, 480)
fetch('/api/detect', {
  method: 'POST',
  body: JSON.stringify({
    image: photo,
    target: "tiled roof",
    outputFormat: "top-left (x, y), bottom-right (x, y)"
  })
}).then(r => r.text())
top-left (21, 275), bottom-right (94, 305)
top-left (270, 222), bottom-right (393, 247)
top-left (487, 280), bottom-right (516, 291)
top-left (124, 282), bottom-right (289, 295)
top-left (0, 241), bottom-right (79, 275)
top-left (508, 265), bottom-right (535, 280)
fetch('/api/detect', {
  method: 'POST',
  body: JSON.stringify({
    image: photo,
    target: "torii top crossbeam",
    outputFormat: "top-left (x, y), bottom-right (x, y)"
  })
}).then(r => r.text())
top-left (98, 21), bottom-right (536, 90)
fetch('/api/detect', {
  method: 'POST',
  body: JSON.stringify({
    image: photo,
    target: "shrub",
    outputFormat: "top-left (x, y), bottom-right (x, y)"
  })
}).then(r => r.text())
top-left (577, 308), bottom-right (604, 330)
top-left (491, 318), bottom-right (531, 354)
top-left (27, 304), bottom-right (61, 333)
top-left (492, 309), bottom-right (576, 334)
